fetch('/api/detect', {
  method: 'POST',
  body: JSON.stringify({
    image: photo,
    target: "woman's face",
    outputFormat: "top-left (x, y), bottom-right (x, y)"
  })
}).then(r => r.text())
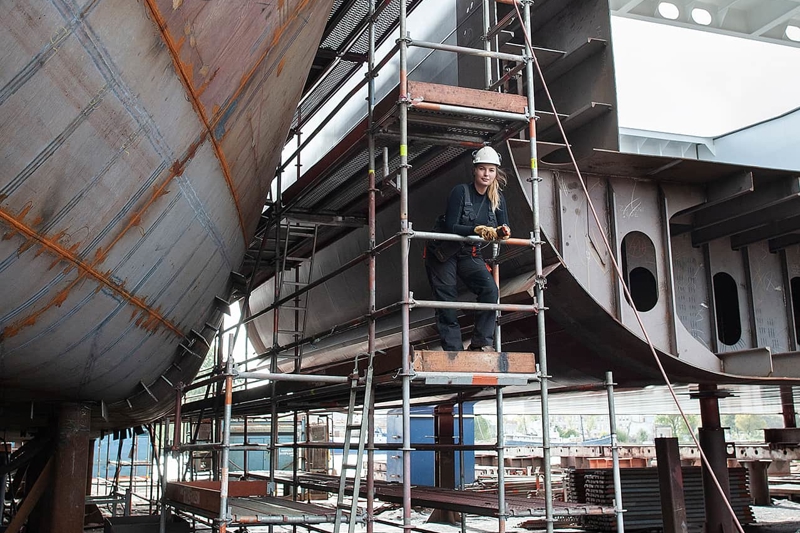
top-left (473, 164), bottom-right (497, 191)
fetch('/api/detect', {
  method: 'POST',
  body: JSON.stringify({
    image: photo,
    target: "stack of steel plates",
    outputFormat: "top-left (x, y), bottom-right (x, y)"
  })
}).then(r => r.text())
top-left (567, 467), bottom-right (752, 531)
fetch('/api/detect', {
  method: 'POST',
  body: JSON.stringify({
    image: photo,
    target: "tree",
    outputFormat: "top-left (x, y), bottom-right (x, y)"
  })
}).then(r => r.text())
top-left (474, 415), bottom-right (494, 442)
top-left (654, 414), bottom-right (699, 443)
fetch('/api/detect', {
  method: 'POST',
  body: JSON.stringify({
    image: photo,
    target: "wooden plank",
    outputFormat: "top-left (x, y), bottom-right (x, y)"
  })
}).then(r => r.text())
top-left (408, 81), bottom-right (528, 114)
top-left (412, 350), bottom-right (536, 373)
top-left (166, 481), bottom-right (268, 513)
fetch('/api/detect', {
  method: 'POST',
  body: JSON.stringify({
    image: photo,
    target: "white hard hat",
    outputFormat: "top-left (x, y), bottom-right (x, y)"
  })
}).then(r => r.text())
top-left (472, 146), bottom-right (501, 166)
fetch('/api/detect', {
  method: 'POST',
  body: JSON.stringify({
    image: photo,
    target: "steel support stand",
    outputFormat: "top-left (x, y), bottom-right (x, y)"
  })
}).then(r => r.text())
top-left (398, 1), bottom-right (413, 532)
top-left (655, 437), bottom-right (688, 533)
top-left (605, 371), bottom-right (624, 533)
top-left (781, 386), bottom-right (797, 428)
top-left (744, 460), bottom-right (771, 506)
top-left (49, 402), bottom-right (91, 533)
top-left (520, 0), bottom-right (554, 530)
top-left (695, 385), bottom-right (733, 533)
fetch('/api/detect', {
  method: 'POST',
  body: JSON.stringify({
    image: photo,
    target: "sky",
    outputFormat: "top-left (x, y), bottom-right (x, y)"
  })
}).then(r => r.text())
top-left (612, 16), bottom-right (800, 137)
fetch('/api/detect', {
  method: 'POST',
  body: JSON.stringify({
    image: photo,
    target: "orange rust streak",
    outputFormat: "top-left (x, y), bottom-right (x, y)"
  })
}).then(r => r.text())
top-left (0, 208), bottom-right (183, 338)
top-left (142, 0), bottom-right (248, 244)
top-left (209, 0), bottom-right (314, 132)
top-left (97, 136), bottom-right (204, 264)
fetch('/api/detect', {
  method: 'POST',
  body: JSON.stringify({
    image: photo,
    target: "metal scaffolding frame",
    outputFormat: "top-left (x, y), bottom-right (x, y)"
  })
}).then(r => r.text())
top-left (157, 2), bottom-right (626, 533)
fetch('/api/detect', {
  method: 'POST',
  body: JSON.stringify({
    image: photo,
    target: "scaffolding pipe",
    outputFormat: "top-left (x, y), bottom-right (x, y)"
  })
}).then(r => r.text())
top-left (217, 358), bottom-right (234, 533)
top-left (489, 62), bottom-right (525, 92)
top-left (241, 301), bottom-right (402, 366)
top-left (605, 371), bottom-right (625, 533)
top-left (236, 371), bottom-right (349, 383)
top-left (519, 1), bottom-right (555, 531)
top-left (457, 394), bottom-right (467, 533)
top-left (279, 42), bottom-right (400, 174)
top-left (410, 101), bottom-right (528, 122)
top-left (408, 39), bottom-right (523, 63)
top-left (482, 0), bottom-right (492, 87)
top-left (236, 233), bottom-right (401, 330)
top-left (412, 230), bottom-right (532, 247)
top-left (398, 1), bottom-right (413, 532)
top-left (160, 418), bottom-right (169, 533)
top-left (367, 1), bottom-right (378, 531)
top-left (496, 386), bottom-right (507, 533)
top-left (412, 371), bottom-right (538, 382)
top-left (411, 300), bottom-right (538, 313)
top-left (234, 514), bottom-right (345, 525)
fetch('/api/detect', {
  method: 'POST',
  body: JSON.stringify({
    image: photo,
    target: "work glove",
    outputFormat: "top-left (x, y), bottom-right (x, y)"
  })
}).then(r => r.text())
top-left (474, 225), bottom-right (498, 240)
top-left (496, 224), bottom-right (511, 240)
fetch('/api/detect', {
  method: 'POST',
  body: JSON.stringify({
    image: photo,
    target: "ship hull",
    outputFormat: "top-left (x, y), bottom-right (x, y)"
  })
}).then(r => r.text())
top-left (0, 0), bottom-right (335, 427)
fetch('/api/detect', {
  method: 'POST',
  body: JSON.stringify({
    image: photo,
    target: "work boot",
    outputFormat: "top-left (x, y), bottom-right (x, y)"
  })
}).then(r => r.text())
top-left (467, 344), bottom-right (494, 352)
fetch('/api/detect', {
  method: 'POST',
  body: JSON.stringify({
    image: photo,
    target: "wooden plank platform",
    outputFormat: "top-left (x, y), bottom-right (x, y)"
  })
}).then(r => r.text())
top-left (412, 350), bottom-right (536, 374)
top-left (166, 481), bottom-right (345, 524)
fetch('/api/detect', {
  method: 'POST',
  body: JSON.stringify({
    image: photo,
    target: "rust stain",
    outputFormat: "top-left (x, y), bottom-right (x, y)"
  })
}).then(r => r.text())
top-left (17, 203), bottom-right (33, 220)
top-left (0, 207), bottom-right (183, 339)
top-left (276, 57), bottom-right (286, 77)
top-left (96, 136), bottom-right (203, 265)
top-left (142, 0), bottom-right (248, 244)
top-left (213, 0), bottom-right (315, 131)
top-left (196, 67), bottom-right (219, 97)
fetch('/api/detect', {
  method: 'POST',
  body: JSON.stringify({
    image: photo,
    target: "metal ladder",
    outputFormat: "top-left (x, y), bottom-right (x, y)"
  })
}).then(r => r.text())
top-left (274, 221), bottom-right (318, 370)
top-left (333, 356), bottom-right (374, 533)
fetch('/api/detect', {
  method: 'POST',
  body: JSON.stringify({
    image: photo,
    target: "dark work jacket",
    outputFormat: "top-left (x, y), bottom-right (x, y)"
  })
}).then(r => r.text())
top-left (443, 183), bottom-right (509, 236)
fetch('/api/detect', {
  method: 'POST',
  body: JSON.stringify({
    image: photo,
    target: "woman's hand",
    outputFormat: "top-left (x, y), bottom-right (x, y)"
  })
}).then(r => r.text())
top-left (474, 225), bottom-right (498, 240)
top-left (497, 225), bottom-right (511, 240)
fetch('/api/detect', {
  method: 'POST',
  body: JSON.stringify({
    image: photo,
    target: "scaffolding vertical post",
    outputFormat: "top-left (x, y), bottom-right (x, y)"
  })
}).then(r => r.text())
top-left (605, 371), bottom-right (624, 533)
top-left (457, 394), bottom-right (466, 533)
top-left (520, 0), bottom-right (554, 531)
top-left (160, 417), bottom-right (169, 533)
top-left (496, 386), bottom-right (507, 533)
top-left (217, 357), bottom-right (234, 533)
top-left (398, 0), bottom-right (413, 531)
top-left (366, 1), bottom-right (378, 532)
top-left (482, 0), bottom-right (492, 88)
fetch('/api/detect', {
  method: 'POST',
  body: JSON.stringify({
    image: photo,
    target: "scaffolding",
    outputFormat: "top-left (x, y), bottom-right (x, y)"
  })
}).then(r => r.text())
top-left (159, 2), bottom-right (625, 533)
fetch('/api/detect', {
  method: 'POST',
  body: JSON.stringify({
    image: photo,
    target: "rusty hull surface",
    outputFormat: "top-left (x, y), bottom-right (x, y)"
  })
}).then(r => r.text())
top-left (0, 0), bottom-right (335, 426)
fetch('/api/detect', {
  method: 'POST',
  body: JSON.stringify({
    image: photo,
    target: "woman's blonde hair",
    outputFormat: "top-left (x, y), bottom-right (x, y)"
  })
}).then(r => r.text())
top-left (487, 167), bottom-right (507, 211)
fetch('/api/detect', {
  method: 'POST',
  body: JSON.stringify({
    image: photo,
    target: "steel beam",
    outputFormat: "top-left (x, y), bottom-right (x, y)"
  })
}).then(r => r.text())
top-left (696, 386), bottom-right (734, 533)
top-left (691, 177), bottom-right (800, 245)
top-left (781, 385), bottom-right (797, 428)
top-left (731, 212), bottom-right (800, 249)
top-left (769, 233), bottom-right (800, 252)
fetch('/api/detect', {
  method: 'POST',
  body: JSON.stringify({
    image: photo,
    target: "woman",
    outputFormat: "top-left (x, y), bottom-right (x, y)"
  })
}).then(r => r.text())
top-left (425, 146), bottom-right (511, 352)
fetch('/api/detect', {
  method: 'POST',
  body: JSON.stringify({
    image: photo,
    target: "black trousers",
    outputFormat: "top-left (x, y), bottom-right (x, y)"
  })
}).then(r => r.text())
top-left (425, 247), bottom-right (499, 351)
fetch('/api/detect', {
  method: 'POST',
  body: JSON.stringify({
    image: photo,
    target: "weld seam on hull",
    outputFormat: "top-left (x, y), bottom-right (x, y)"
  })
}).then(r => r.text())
top-left (0, 208), bottom-right (182, 338)
top-left (0, 0), bottom-right (101, 107)
top-left (142, 0), bottom-right (248, 245)
top-left (0, 84), bottom-right (111, 198)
